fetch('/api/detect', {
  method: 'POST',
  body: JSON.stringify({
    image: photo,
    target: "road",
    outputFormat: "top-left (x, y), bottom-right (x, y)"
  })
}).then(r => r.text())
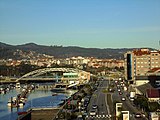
top-left (112, 80), bottom-right (148, 120)
top-left (86, 80), bottom-right (112, 120)
top-left (85, 79), bottom-right (148, 120)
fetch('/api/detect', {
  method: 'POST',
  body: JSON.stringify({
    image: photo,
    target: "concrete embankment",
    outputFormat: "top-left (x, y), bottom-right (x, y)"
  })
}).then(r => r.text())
top-left (31, 109), bottom-right (60, 120)
top-left (18, 91), bottom-right (78, 120)
top-left (18, 108), bottom-right (61, 120)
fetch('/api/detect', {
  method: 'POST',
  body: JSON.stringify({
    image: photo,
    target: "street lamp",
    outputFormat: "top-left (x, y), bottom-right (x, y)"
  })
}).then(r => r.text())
top-left (78, 102), bottom-right (82, 114)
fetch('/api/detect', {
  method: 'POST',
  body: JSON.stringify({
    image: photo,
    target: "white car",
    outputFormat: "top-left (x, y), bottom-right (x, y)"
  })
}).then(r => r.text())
top-left (121, 97), bottom-right (126, 101)
top-left (135, 113), bottom-right (142, 118)
top-left (77, 115), bottom-right (83, 120)
top-left (90, 110), bottom-right (97, 116)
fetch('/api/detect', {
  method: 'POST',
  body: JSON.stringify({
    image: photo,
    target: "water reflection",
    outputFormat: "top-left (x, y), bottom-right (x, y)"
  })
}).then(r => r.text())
top-left (0, 84), bottom-right (76, 120)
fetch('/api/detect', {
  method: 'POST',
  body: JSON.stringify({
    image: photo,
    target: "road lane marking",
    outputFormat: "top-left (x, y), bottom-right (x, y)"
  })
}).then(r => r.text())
top-left (105, 94), bottom-right (111, 120)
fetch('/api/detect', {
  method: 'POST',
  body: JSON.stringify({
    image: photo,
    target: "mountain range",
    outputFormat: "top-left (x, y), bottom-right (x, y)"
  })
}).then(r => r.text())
top-left (0, 42), bottom-right (150, 59)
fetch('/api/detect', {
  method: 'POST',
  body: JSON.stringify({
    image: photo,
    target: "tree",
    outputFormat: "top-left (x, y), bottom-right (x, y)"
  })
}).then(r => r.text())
top-left (148, 102), bottom-right (160, 112)
top-left (134, 95), bottom-right (148, 111)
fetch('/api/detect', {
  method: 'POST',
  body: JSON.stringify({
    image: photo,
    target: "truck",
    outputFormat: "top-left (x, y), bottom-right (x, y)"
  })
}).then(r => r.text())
top-left (130, 91), bottom-right (136, 101)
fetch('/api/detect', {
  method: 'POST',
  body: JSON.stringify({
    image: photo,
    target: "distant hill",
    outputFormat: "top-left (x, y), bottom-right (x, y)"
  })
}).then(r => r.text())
top-left (0, 42), bottom-right (148, 59)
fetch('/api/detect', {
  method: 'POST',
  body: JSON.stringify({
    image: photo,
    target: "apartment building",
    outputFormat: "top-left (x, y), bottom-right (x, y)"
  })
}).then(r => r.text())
top-left (124, 48), bottom-right (160, 83)
top-left (65, 56), bottom-right (90, 65)
top-left (88, 58), bottom-right (124, 68)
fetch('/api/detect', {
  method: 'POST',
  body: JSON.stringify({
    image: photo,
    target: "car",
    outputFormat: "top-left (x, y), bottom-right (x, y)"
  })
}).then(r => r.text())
top-left (135, 113), bottom-right (142, 118)
top-left (77, 115), bottom-right (83, 120)
top-left (121, 97), bottom-right (126, 101)
top-left (129, 97), bottom-right (134, 101)
top-left (119, 92), bottom-right (123, 95)
top-left (118, 89), bottom-right (121, 92)
top-left (141, 113), bottom-right (146, 117)
top-left (90, 109), bottom-right (97, 116)
top-left (92, 105), bottom-right (98, 109)
top-left (84, 103), bottom-right (88, 107)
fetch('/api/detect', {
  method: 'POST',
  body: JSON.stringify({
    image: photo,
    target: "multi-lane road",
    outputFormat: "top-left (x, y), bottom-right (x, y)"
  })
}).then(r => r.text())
top-left (85, 79), bottom-right (148, 120)
top-left (86, 80), bottom-right (112, 120)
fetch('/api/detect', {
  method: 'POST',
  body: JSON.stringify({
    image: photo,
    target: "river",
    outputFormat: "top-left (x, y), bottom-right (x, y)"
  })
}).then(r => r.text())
top-left (0, 83), bottom-right (76, 120)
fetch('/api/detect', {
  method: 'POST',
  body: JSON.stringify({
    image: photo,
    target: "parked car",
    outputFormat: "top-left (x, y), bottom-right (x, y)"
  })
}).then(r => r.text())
top-left (135, 113), bottom-right (142, 118)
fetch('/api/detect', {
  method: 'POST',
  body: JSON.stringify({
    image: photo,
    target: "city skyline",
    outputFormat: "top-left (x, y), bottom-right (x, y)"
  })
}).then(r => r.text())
top-left (1, 0), bottom-right (160, 49)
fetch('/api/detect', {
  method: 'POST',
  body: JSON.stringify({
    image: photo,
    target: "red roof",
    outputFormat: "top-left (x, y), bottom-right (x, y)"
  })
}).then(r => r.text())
top-left (133, 49), bottom-right (150, 56)
top-left (148, 68), bottom-right (160, 73)
top-left (146, 89), bottom-right (160, 98)
top-left (133, 49), bottom-right (160, 56)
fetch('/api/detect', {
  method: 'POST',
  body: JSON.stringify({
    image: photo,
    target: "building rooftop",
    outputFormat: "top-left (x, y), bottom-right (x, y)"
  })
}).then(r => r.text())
top-left (133, 49), bottom-right (160, 56)
top-left (136, 83), bottom-right (153, 95)
top-left (133, 49), bottom-right (150, 56)
top-left (148, 68), bottom-right (160, 73)
top-left (146, 89), bottom-right (160, 98)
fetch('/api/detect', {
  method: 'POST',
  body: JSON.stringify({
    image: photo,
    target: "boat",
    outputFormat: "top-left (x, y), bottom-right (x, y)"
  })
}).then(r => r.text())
top-left (16, 82), bottom-right (21, 89)
top-left (58, 100), bottom-right (65, 106)
top-left (20, 97), bottom-right (26, 103)
top-left (7, 100), bottom-right (12, 107)
top-left (0, 87), bottom-right (6, 94)
top-left (51, 83), bottom-right (68, 92)
top-left (7, 97), bottom-right (17, 107)
top-left (52, 93), bottom-right (58, 96)
top-left (19, 101), bottom-right (24, 107)
top-left (18, 111), bottom-right (27, 115)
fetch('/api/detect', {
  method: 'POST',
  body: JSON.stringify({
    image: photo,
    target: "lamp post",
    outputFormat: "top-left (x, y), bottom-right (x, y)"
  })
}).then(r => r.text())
top-left (78, 102), bottom-right (81, 114)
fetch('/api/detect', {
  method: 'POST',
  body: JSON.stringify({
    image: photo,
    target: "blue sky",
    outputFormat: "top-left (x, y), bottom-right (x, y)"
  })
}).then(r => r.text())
top-left (0, 0), bottom-right (160, 49)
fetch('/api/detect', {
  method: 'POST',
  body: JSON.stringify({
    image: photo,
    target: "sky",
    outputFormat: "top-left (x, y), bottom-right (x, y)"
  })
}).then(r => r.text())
top-left (0, 0), bottom-right (160, 49)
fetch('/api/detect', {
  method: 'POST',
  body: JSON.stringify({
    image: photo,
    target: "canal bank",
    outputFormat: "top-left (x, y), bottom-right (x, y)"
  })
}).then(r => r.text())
top-left (18, 108), bottom-right (61, 120)
top-left (17, 84), bottom-right (92, 120)
top-left (0, 83), bottom-right (76, 120)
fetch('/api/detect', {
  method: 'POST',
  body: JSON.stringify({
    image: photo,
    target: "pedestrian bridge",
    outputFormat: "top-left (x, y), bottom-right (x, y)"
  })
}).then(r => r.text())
top-left (16, 67), bottom-right (90, 83)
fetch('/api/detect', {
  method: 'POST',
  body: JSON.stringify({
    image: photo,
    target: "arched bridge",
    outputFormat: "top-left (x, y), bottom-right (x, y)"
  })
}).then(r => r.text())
top-left (16, 68), bottom-right (90, 82)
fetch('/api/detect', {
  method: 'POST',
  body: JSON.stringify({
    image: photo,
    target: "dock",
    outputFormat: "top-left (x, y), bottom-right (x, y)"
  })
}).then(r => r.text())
top-left (8, 84), bottom-right (34, 108)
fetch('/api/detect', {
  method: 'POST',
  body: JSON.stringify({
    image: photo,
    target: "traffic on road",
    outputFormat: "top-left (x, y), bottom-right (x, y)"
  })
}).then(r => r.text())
top-left (81, 78), bottom-right (148, 120)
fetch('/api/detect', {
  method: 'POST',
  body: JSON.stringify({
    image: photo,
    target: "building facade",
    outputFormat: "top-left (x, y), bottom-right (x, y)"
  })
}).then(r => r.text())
top-left (124, 48), bottom-right (160, 83)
